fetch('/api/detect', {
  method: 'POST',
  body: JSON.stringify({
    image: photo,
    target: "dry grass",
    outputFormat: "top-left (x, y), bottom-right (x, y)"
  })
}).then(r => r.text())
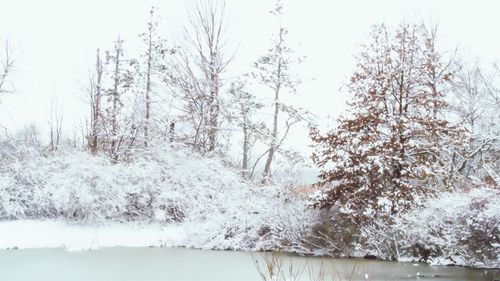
top-left (252, 252), bottom-right (362, 281)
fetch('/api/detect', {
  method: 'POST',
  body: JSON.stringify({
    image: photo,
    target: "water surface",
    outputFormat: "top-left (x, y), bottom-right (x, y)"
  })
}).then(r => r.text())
top-left (0, 247), bottom-right (496, 281)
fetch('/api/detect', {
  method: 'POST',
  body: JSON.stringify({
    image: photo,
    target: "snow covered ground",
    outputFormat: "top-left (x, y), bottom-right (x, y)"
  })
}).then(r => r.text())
top-left (0, 142), bottom-right (312, 254)
top-left (0, 220), bottom-right (187, 251)
top-left (0, 141), bottom-right (498, 269)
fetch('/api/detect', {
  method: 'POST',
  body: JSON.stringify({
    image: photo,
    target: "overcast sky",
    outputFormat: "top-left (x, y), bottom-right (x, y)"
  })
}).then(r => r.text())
top-left (1, 0), bottom-right (499, 151)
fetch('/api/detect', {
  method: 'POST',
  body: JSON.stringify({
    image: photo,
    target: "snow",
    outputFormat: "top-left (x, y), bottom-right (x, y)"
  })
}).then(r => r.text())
top-left (0, 139), bottom-right (498, 269)
top-left (395, 187), bottom-right (500, 268)
top-left (0, 220), bottom-right (186, 251)
top-left (0, 142), bottom-right (314, 254)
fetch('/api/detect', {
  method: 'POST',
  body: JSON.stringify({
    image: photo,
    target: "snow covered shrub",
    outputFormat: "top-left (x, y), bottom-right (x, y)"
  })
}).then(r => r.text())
top-left (0, 125), bottom-right (44, 159)
top-left (357, 215), bottom-right (410, 261)
top-left (306, 210), bottom-right (359, 257)
top-left (254, 195), bottom-right (318, 254)
top-left (396, 187), bottom-right (500, 268)
top-left (304, 188), bottom-right (407, 259)
top-left (0, 140), bottom-right (317, 251)
top-left (0, 148), bottom-right (129, 220)
top-left (281, 194), bottom-right (368, 258)
top-left (0, 173), bottom-right (25, 219)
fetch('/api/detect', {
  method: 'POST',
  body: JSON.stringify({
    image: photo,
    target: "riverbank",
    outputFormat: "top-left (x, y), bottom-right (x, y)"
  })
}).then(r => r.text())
top-left (0, 219), bottom-right (498, 271)
top-left (1, 144), bottom-right (498, 270)
top-left (0, 220), bottom-right (185, 251)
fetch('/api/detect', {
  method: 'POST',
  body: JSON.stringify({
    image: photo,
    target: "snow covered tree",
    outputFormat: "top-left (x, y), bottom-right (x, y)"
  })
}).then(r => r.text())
top-left (311, 23), bottom-right (463, 221)
top-left (253, 0), bottom-right (305, 183)
top-left (86, 48), bottom-right (104, 155)
top-left (449, 62), bottom-right (500, 186)
top-left (48, 96), bottom-right (63, 151)
top-left (86, 9), bottom-right (172, 156)
top-left (227, 78), bottom-right (265, 176)
top-left (165, 0), bottom-right (232, 153)
top-left (450, 63), bottom-right (488, 133)
top-left (103, 38), bottom-right (136, 161)
top-left (137, 7), bottom-right (169, 147)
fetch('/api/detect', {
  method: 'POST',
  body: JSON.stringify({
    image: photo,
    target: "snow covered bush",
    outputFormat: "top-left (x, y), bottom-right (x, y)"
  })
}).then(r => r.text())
top-left (357, 216), bottom-right (408, 261)
top-left (303, 184), bottom-right (500, 268)
top-left (395, 187), bottom-right (500, 268)
top-left (0, 138), bottom-right (316, 252)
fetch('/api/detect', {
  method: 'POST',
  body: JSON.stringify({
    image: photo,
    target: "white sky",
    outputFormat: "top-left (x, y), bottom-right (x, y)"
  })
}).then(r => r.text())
top-left (1, 0), bottom-right (500, 151)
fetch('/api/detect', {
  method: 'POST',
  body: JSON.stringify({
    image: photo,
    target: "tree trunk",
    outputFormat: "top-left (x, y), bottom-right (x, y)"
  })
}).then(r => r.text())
top-left (144, 24), bottom-right (153, 147)
top-left (262, 27), bottom-right (285, 184)
top-left (90, 49), bottom-right (102, 154)
top-left (169, 121), bottom-right (175, 143)
top-left (262, 86), bottom-right (280, 183)
top-left (207, 53), bottom-right (219, 152)
top-left (111, 44), bottom-right (121, 160)
top-left (242, 119), bottom-right (249, 176)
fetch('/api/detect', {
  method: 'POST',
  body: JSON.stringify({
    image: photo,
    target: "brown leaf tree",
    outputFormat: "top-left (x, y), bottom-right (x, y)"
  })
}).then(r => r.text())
top-left (311, 23), bottom-right (463, 221)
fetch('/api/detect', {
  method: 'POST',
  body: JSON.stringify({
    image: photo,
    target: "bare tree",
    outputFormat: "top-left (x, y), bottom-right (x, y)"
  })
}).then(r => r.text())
top-left (228, 78), bottom-right (265, 176)
top-left (48, 96), bottom-right (63, 151)
top-left (449, 61), bottom-right (500, 186)
top-left (0, 40), bottom-right (15, 103)
top-left (252, 0), bottom-right (305, 183)
top-left (450, 62), bottom-right (488, 133)
top-left (109, 39), bottom-right (123, 158)
top-left (87, 48), bottom-right (104, 154)
top-left (165, 0), bottom-right (232, 153)
top-left (103, 38), bottom-right (135, 161)
top-left (143, 10), bottom-right (154, 147)
top-left (138, 7), bottom-right (168, 147)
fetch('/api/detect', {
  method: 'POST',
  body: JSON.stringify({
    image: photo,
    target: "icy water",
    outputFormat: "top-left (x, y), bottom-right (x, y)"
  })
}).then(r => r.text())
top-left (0, 247), bottom-right (497, 281)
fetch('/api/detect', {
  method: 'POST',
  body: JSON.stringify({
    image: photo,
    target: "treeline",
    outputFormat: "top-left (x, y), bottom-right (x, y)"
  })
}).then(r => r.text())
top-left (79, 1), bottom-right (311, 183)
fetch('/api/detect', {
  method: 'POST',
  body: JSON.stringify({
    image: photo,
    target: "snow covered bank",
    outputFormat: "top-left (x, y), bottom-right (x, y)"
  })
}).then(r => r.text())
top-left (0, 143), bottom-right (312, 253)
top-left (0, 143), bottom-right (268, 222)
top-left (0, 141), bottom-right (498, 269)
top-left (0, 220), bottom-right (186, 251)
top-left (354, 187), bottom-right (500, 269)
top-left (396, 187), bottom-right (500, 269)
top-left (0, 216), bottom-right (308, 253)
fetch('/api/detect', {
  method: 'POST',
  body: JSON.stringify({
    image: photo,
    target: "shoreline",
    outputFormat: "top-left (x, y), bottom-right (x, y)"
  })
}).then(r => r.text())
top-left (1, 219), bottom-right (497, 270)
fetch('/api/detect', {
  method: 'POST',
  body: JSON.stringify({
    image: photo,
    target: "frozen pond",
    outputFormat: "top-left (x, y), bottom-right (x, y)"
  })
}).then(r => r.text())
top-left (0, 247), bottom-right (497, 281)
